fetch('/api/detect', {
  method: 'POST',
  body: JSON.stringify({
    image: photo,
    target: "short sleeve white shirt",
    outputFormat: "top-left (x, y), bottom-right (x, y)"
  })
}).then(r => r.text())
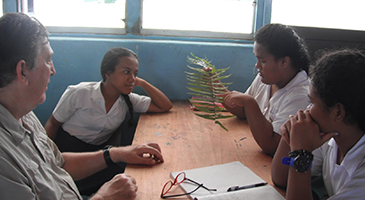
top-left (52, 81), bottom-right (151, 145)
top-left (311, 135), bottom-right (365, 199)
top-left (245, 70), bottom-right (310, 134)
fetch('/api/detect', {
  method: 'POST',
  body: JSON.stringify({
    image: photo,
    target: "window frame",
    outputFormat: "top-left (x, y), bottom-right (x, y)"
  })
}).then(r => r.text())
top-left (270, 0), bottom-right (365, 32)
top-left (4, 0), bottom-right (271, 41)
top-left (140, 29), bottom-right (255, 40)
top-left (16, 0), bottom-right (127, 35)
top-left (139, 0), bottom-right (258, 40)
top-left (45, 27), bottom-right (127, 35)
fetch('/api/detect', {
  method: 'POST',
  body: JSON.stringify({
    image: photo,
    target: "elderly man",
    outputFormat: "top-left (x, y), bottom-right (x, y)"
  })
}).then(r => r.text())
top-left (0, 12), bottom-right (163, 200)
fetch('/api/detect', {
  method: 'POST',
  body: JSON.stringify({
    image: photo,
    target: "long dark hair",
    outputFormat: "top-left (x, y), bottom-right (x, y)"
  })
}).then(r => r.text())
top-left (254, 23), bottom-right (310, 74)
top-left (100, 47), bottom-right (139, 126)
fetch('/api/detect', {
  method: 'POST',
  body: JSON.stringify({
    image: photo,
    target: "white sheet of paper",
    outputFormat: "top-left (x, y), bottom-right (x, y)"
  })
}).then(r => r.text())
top-left (170, 161), bottom-right (283, 200)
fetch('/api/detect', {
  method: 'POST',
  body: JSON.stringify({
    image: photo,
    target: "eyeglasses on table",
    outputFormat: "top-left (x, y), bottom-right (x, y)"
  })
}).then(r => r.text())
top-left (161, 172), bottom-right (217, 198)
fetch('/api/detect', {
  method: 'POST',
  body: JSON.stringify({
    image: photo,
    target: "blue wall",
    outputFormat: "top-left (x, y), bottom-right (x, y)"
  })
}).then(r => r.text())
top-left (5, 0), bottom-right (363, 125)
top-left (34, 37), bottom-right (258, 124)
top-left (3, 0), bottom-right (269, 124)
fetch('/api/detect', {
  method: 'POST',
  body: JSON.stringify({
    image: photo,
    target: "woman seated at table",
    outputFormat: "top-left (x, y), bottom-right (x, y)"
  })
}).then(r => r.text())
top-left (220, 23), bottom-right (311, 156)
top-left (272, 49), bottom-right (365, 200)
top-left (44, 47), bottom-right (172, 195)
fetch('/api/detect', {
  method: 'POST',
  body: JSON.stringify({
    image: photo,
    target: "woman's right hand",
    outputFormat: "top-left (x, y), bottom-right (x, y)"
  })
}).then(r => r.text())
top-left (281, 110), bottom-right (336, 152)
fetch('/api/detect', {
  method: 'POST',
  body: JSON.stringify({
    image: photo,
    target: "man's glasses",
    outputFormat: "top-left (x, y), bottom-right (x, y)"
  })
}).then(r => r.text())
top-left (161, 172), bottom-right (217, 198)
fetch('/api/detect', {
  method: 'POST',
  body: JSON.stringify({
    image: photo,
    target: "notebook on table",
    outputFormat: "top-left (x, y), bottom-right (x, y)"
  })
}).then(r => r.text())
top-left (169, 161), bottom-right (285, 200)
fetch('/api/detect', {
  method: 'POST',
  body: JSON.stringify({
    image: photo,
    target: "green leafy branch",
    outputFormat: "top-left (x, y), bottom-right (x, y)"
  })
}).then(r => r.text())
top-left (185, 53), bottom-right (234, 131)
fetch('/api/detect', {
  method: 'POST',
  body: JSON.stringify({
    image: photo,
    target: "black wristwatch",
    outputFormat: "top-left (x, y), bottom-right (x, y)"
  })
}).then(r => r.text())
top-left (282, 149), bottom-right (313, 173)
top-left (103, 145), bottom-right (115, 167)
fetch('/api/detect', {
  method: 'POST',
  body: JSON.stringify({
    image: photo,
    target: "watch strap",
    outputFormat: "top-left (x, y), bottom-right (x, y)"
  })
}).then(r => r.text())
top-left (282, 156), bottom-right (294, 166)
top-left (282, 156), bottom-right (313, 172)
top-left (282, 149), bottom-right (314, 173)
top-left (289, 149), bottom-right (314, 160)
top-left (103, 145), bottom-right (115, 167)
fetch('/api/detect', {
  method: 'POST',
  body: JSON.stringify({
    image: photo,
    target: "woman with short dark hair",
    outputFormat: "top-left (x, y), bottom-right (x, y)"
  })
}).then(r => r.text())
top-left (272, 49), bottom-right (365, 200)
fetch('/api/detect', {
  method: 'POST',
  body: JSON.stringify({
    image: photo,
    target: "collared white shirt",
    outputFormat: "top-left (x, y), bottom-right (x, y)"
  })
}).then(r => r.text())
top-left (245, 70), bottom-right (310, 134)
top-left (312, 135), bottom-right (365, 199)
top-left (53, 81), bottom-right (151, 145)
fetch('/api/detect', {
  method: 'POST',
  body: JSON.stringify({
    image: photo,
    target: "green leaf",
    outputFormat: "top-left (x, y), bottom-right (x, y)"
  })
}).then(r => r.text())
top-left (194, 113), bottom-right (216, 120)
top-left (212, 75), bottom-right (232, 82)
top-left (190, 100), bottom-right (215, 106)
top-left (215, 114), bottom-right (235, 119)
top-left (187, 82), bottom-right (212, 89)
top-left (187, 92), bottom-right (215, 99)
top-left (187, 87), bottom-right (213, 96)
top-left (189, 98), bottom-right (214, 103)
top-left (193, 105), bottom-right (218, 113)
top-left (215, 121), bottom-right (229, 131)
top-left (186, 53), bottom-right (236, 131)
top-left (187, 86), bottom-right (212, 93)
top-left (186, 78), bottom-right (210, 86)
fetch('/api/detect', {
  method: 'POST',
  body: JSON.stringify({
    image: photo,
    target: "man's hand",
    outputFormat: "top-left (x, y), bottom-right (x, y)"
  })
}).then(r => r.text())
top-left (110, 143), bottom-right (164, 165)
top-left (91, 174), bottom-right (137, 200)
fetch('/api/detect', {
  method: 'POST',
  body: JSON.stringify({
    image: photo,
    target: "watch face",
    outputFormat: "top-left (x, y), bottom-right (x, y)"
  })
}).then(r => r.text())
top-left (294, 156), bottom-right (311, 173)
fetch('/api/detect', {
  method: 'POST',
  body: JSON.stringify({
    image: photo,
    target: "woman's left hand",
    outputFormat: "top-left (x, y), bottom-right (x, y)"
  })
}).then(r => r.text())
top-left (134, 77), bottom-right (144, 87)
top-left (283, 110), bottom-right (336, 151)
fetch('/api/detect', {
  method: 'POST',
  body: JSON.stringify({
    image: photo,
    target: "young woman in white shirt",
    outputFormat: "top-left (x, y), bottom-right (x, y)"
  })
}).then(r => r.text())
top-left (221, 24), bottom-right (311, 156)
top-left (45, 47), bottom-right (172, 195)
top-left (271, 49), bottom-right (365, 200)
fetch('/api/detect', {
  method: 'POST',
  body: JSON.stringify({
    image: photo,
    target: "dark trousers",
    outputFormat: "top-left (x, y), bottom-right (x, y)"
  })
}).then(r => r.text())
top-left (54, 114), bottom-right (139, 196)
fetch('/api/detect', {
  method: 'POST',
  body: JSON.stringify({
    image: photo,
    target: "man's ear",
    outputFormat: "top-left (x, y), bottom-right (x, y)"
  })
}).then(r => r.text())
top-left (333, 103), bottom-right (346, 122)
top-left (16, 60), bottom-right (28, 85)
